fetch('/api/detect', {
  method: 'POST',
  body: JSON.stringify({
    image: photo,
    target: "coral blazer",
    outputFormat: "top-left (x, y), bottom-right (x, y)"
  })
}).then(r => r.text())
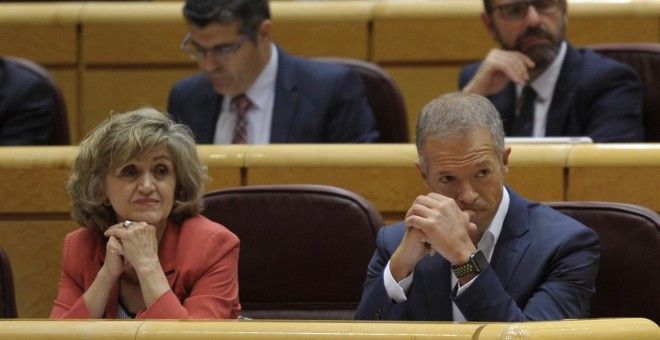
top-left (50, 214), bottom-right (240, 319)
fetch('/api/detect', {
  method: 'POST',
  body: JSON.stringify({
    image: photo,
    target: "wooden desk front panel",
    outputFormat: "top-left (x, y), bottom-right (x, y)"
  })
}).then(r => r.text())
top-left (505, 144), bottom-right (570, 202)
top-left (244, 145), bottom-right (422, 224)
top-left (82, 23), bottom-right (189, 65)
top-left (198, 145), bottom-right (248, 191)
top-left (385, 65), bottom-right (465, 142)
top-left (80, 69), bottom-right (197, 143)
top-left (80, 3), bottom-right (186, 65)
top-left (272, 1), bottom-right (373, 60)
top-left (568, 167), bottom-right (660, 211)
top-left (0, 320), bottom-right (141, 339)
top-left (568, 2), bottom-right (660, 45)
top-left (371, 1), bottom-right (489, 63)
top-left (0, 220), bottom-right (77, 319)
top-left (0, 318), bottom-right (656, 339)
top-left (0, 3), bottom-right (79, 66)
top-left (246, 166), bottom-right (424, 224)
top-left (243, 144), bottom-right (568, 223)
top-left (273, 21), bottom-right (369, 60)
top-left (567, 144), bottom-right (660, 211)
top-left (48, 70), bottom-right (79, 144)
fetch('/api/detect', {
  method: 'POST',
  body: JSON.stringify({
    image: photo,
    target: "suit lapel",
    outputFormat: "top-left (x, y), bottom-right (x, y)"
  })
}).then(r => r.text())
top-left (545, 43), bottom-right (582, 136)
top-left (490, 85), bottom-right (517, 135)
top-left (490, 189), bottom-right (531, 288)
top-left (0, 60), bottom-right (6, 107)
top-left (419, 255), bottom-right (453, 320)
top-left (196, 89), bottom-right (223, 144)
top-left (159, 219), bottom-right (180, 288)
top-left (270, 48), bottom-right (299, 143)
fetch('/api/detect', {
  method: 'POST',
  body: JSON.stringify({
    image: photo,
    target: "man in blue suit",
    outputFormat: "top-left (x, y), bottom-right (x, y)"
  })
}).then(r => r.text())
top-left (459, 0), bottom-right (643, 142)
top-left (168, 0), bottom-right (379, 144)
top-left (0, 57), bottom-right (56, 145)
top-left (354, 92), bottom-right (599, 321)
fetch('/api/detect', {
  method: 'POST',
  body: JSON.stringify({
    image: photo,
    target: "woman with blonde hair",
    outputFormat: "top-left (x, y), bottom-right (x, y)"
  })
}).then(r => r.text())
top-left (51, 107), bottom-right (240, 319)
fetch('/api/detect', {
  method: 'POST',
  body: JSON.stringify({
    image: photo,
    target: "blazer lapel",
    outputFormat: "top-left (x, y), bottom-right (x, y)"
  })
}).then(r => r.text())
top-left (489, 84), bottom-right (517, 135)
top-left (491, 189), bottom-right (531, 288)
top-left (196, 90), bottom-right (223, 144)
top-left (270, 48), bottom-right (299, 143)
top-left (545, 43), bottom-right (582, 136)
top-left (0, 60), bottom-right (6, 108)
top-left (159, 219), bottom-right (180, 287)
top-left (419, 255), bottom-right (453, 320)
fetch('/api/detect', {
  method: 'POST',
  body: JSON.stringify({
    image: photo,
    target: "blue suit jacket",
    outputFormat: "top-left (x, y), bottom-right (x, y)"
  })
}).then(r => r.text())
top-left (459, 42), bottom-right (644, 142)
top-left (0, 58), bottom-right (56, 146)
top-left (354, 188), bottom-right (600, 322)
top-left (167, 48), bottom-right (379, 143)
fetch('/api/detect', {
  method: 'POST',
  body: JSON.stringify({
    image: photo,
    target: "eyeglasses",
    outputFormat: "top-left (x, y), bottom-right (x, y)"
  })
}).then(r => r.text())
top-left (490, 0), bottom-right (562, 21)
top-left (180, 34), bottom-right (251, 62)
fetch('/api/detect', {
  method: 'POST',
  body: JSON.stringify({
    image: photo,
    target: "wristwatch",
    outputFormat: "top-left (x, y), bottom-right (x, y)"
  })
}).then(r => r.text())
top-left (451, 249), bottom-right (489, 278)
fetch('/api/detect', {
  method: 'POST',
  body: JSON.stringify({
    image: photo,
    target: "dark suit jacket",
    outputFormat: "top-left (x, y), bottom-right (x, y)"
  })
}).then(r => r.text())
top-left (51, 215), bottom-right (241, 319)
top-left (167, 48), bottom-right (379, 143)
top-left (354, 188), bottom-right (600, 322)
top-left (0, 58), bottom-right (56, 145)
top-left (459, 42), bottom-right (644, 142)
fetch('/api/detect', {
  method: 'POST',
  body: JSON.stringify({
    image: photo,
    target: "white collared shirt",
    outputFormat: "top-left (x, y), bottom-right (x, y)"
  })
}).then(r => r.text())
top-left (517, 41), bottom-right (567, 137)
top-left (383, 187), bottom-right (510, 321)
top-left (213, 43), bottom-right (278, 144)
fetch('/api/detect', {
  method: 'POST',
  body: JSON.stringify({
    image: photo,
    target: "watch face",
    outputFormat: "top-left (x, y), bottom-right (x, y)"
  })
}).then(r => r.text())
top-left (471, 249), bottom-right (489, 272)
top-left (453, 250), bottom-right (490, 278)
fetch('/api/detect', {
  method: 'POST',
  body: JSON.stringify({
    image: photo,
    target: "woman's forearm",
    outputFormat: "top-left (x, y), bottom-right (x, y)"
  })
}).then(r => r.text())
top-left (82, 267), bottom-right (118, 318)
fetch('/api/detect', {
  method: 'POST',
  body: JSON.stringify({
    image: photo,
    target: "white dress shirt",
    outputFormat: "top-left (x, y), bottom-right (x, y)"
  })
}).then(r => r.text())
top-left (213, 43), bottom-right (278, 144)
top-left (383, 187), bottom-right (510, 321)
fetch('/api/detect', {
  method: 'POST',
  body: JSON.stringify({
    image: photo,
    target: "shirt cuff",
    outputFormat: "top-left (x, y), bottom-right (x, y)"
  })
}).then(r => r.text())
top-left (383, 261), bottom-right (413, 303)
top-left (455, 274), bottom-right (478, 296)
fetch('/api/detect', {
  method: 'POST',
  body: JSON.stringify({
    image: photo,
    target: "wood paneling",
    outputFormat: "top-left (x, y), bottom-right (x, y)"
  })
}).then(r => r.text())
top-left (567, 144), bottom-right (660, 211)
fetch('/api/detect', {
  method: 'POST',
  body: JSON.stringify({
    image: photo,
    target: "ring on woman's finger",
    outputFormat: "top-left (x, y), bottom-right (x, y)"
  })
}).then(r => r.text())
top-left (122, 220), bottom-right (133, 229)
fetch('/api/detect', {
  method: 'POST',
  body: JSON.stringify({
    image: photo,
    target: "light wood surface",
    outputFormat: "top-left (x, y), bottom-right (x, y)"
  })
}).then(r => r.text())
top-left (0, 318), bottom-right (656, 339)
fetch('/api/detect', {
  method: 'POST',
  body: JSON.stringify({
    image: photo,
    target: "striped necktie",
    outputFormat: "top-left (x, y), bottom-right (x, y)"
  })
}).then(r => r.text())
top-left (232, 94), bottom-right (251, 144)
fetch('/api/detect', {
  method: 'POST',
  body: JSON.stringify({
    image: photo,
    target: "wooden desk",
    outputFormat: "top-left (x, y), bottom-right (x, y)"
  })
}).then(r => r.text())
top-left (0, 318), bottom-right (657, 339)
top-left (567, 144), bottom-right (660, 212)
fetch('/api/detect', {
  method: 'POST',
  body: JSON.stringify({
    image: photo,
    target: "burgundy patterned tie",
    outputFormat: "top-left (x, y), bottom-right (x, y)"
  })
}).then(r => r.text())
top-left (232, 94), bottom-right (251, 144)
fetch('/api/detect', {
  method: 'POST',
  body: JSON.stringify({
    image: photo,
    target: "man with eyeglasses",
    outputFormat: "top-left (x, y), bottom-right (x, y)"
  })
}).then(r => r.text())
top-left (168, 0), bottom-right (379, 144)
top-left (459, 0), bottom-right (644, 142)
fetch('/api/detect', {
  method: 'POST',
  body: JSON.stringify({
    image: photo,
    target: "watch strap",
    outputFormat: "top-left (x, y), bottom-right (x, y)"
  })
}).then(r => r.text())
top-left (452, 260), bottom-right (476, 278)
top-left (452, 249), bottom-right (488, 278)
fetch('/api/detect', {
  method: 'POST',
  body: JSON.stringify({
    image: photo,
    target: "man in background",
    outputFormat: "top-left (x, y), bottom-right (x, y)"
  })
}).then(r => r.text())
top-left (168, 0), bottom-right (379, 144)
top-left (460, 0), bottom-right (644, 142)
top-left (0, 57), bottom-right (56, 145)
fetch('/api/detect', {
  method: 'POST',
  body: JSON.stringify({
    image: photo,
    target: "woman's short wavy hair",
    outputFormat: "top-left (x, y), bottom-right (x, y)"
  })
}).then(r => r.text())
top-left (67, 107), bottom-right (209, 231)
